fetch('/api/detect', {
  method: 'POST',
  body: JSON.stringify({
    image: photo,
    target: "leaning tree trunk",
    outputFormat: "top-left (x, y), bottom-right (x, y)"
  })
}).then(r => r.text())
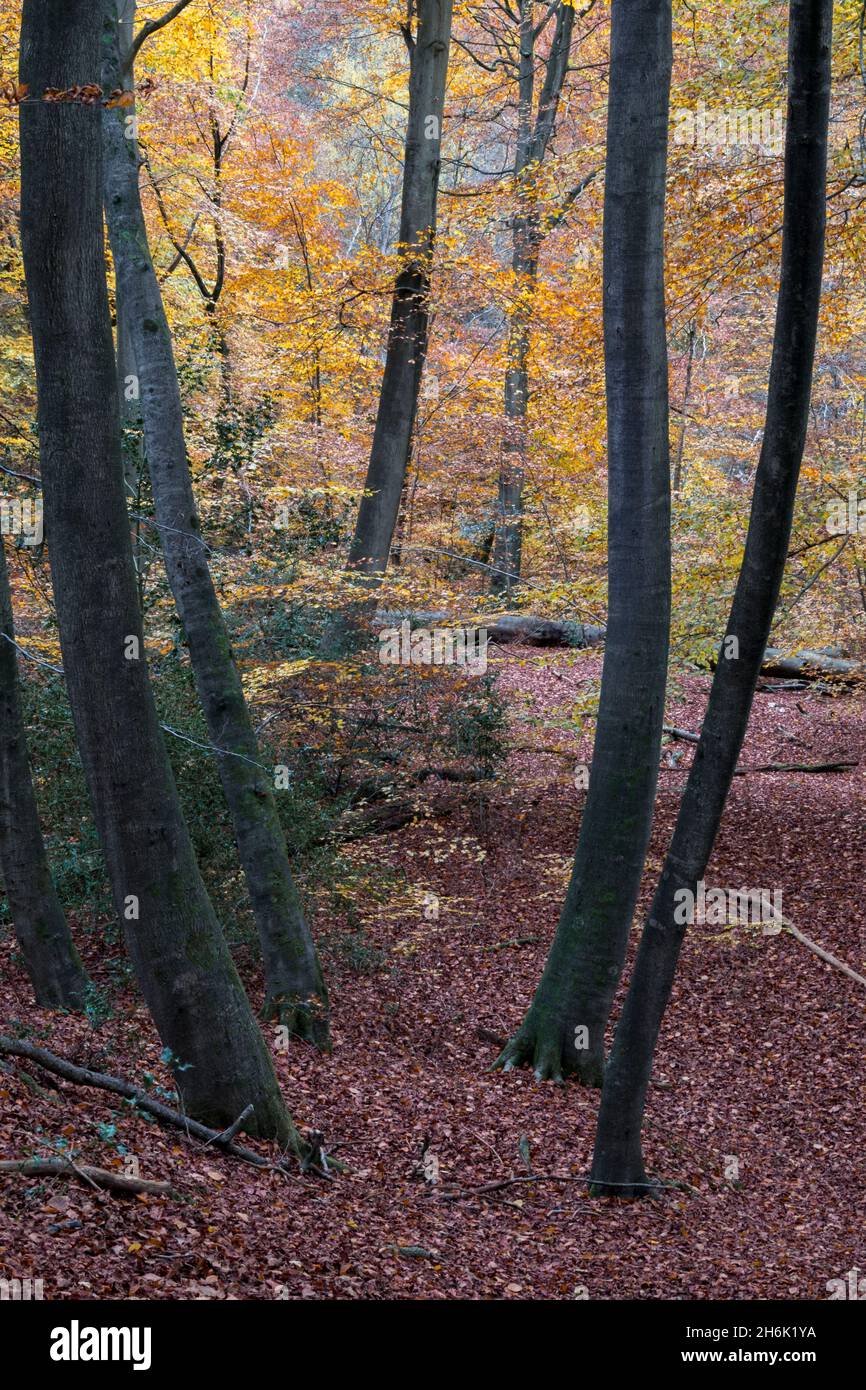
top-left (496, 0), bottom-right (673, 1084)
top-left (346, 0), bottom-right (452, 581)
top-left (101, 1), bottom-right (329, 1046)
top-left (19, 0), bottom-right (300, 1146)
top-left (590, 0), bottom-right (833, 1196)
top-left (0, 540), bottom-right (88, 1010)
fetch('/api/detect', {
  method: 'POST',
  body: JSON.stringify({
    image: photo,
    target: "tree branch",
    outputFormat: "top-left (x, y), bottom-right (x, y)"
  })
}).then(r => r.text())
top-left (123, 0), bottom-right (197, 76)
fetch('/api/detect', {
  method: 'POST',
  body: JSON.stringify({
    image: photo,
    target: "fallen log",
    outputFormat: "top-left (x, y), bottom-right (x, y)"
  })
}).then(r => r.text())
top-left (374, 611), bottom-right (606, 649)
top-left (758, 647), bottom-right (861, 681)
top-left (374, 616), bottom-right (862, 679)
top-left (483, 616), bottom-right (606, 648)
top-left (0, 1157), bottom-right (173, 1197)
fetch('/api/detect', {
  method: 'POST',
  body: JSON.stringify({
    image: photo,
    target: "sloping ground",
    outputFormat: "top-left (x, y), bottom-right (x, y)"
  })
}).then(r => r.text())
top-left (1, 646), bottom-right (863, 1300)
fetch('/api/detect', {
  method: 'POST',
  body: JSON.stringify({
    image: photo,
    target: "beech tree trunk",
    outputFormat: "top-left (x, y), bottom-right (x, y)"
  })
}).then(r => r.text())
top-left (590, 0), bottom-right (833, 1196)
top-left (19, 0), bottom-right (299, 1144)
top-left (346, 0), bottom-right (452, 580)
top-left (496, 0), bottom-right (673, 1084)
top-left (490, 0), bottom-right (576, 596)
top-left (101, 1), bottom-right (329, 1046)
top-left (0, 541), bottom-right (88, 1009)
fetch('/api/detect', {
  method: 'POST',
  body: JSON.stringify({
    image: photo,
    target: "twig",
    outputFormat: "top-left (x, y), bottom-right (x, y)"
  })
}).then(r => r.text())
top-left (207, 1104), bottom-right (254, 1148)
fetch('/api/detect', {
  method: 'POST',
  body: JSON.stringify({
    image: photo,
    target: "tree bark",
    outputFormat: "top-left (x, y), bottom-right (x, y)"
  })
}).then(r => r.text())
top-left (101, 1), bottom-right (329, 1046)
top-left (346, 0), bottom-right (452, 581)
top-left (19, 0), bottom-right (298, 1144)
top-left (496, 0), bottom-right (673, 1084)
top-left (590, 0), bottom-right (833, 1196)
top-left (0, 541), bottom-right (88, 1009)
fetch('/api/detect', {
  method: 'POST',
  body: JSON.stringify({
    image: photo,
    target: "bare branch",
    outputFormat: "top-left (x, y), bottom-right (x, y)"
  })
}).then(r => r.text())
top-left (123, 0), bottom-right (197, 75)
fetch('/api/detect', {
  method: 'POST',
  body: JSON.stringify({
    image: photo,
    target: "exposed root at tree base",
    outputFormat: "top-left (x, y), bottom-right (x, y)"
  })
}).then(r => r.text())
top-left (588, 1175), bottom-right (664, 1200)
top-left (492, 1030), bottom-right (604, 1087)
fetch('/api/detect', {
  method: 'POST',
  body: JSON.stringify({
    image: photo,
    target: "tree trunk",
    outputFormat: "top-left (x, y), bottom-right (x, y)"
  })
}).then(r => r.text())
top-left (0, 541), bottom-right (89, 1009)
top-left (590, 0), bottom-right (833, 1196)
top-left (346, 0), bottom-right (452, 580)
top-left (490, 0), bottom-right (576, 595)
top-left (19, 0), bottom-right (299, 1145)
top-left (101, 1), bottom-right (329, 1046)
top-left (672, 322), bottom-right (696, 493)
top-left (496, 0), bottom-right (673, 1084)
top-left (116, 301), bottom-right (143, 502)
top-left (491, 0), bottom-right (542, 597)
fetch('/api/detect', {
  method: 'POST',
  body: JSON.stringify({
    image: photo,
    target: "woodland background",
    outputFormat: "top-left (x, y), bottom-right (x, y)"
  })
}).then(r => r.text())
top-left (0, 0), bottom-right (863, 1301)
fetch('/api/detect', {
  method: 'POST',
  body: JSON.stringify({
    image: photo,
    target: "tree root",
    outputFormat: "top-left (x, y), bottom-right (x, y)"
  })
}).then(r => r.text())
top-left (492, 1026), bottom-right (604, 1087)
top-left (587, 1174), bottom-right (666, 1200)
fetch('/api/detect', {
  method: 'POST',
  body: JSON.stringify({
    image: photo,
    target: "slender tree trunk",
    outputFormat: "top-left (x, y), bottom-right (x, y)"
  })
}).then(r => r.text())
top-left (490, 0), bottom-right (576, 595)
top-left (590, 0), bottom-right (833, 1196)
top-left (496, 0), bottom-right (673, 1084)
top-left (672, 321), bottom-right (696, 493)
top-left (101, 2), bottom-right (329, 1046)
top-left (116, 302), bottom-right (143, 501)
top-left (0, 541), bottom-right (88, 1009)
top-left (113, 1), bottom-right (142, 506)
top-left (346, 0), bottom-right (452, 581)
top-left (491, 0), bottom-right (541, 598)
top-left (19, 0), bottom-right (300, 1145)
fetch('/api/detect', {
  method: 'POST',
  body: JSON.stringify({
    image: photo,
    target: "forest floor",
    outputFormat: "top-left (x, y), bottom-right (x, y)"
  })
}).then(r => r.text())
top-left (1, 645), bottom-right (864, 1300)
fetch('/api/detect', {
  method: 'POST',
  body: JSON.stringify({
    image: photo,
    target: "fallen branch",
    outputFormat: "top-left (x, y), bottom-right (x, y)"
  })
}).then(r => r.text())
top-left (733, 759), bottom-right (858, 775)
top-left (763, 911), bottom-right (866, 989)
top-left (482, 936), bottom-right (541, 953)
top-left (663, 725), bottom-right (700, 744)
top-left (511, 743), bottom-right (577, 759)
top-left (755, 679), bottom-right (810, 691)
top-left (663, 728), bottom-right (858, 775)
top-left (0, 1037), bottom-right (331, 1177)
top-left (437, 1172), bottom-right (699, 1200)
top-left (0, 1157), bottom-right (173, 1196)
